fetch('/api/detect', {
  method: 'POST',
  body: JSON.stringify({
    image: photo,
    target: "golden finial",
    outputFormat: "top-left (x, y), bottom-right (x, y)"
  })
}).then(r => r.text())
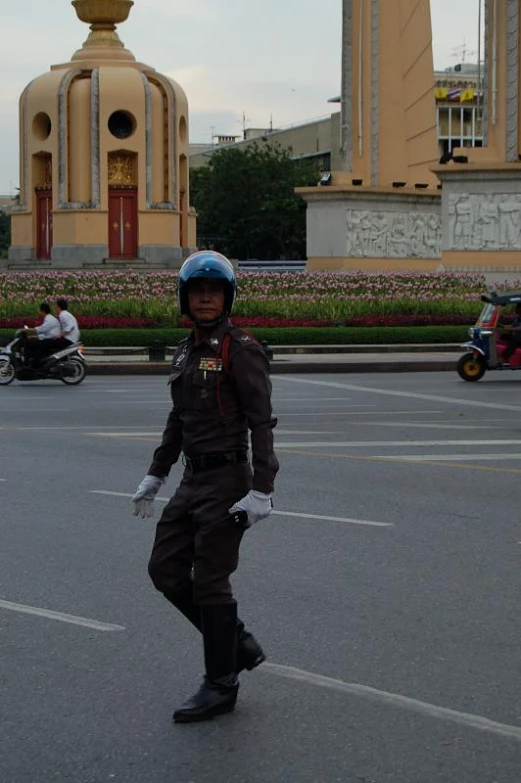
top-left (71, 0), bottom-right (134, 58)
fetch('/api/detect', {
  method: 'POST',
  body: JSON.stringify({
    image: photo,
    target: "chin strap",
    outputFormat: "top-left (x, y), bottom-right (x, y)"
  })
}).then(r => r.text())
top-left (192, 314), bottom-right (227, 329)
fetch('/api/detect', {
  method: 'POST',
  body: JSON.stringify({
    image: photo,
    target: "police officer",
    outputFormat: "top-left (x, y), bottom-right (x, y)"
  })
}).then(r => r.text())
top-left (132, 251), bottom-right (279, 723)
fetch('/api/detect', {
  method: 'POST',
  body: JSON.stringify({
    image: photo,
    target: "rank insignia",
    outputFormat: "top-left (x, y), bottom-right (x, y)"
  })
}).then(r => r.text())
top-left (210, 338), bottom-right (219, 346)
top-left (199, 358), bottom-right (223, 372)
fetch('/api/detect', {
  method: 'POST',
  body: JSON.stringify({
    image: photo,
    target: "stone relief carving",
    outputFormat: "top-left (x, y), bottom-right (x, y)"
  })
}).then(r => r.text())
top-left (448, 194), bottom-right (521, 251)
top-left (346, 209), bottom-right (441, 258)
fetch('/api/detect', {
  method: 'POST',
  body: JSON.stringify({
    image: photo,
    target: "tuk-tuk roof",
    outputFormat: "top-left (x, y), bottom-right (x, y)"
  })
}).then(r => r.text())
top-left (480, 290), bottom-right (521, 306)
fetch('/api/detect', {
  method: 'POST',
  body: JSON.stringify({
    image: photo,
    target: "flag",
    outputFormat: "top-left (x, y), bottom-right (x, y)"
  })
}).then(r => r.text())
top-left (460, 88), bottom-right (475, 102)
top-left (448, 88), bottom-right (461, 101)
top-left (435, 87), bottom-right (448, 100)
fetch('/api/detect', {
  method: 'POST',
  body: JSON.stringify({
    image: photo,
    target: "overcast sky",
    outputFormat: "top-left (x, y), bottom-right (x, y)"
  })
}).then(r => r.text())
top-left (0, 0), bottom-right (483, 193)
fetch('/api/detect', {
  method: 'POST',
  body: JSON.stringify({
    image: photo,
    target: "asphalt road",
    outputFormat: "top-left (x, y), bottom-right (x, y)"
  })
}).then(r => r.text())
top-left (1, 372), bottom-right (521, 783)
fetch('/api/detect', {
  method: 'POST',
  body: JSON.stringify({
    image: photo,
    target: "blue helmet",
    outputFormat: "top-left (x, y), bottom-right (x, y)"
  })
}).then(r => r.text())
top-left (178, 251), bottom-right (236, 319)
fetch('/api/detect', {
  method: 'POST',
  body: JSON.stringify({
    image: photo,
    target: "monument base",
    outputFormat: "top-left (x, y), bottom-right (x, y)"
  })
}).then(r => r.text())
top-left (297, 185), bottom-right (441, 272)
top-left (434, 164), bottom-right (521, 283)
top-left (308, 256), bottom-right (441, 272)
top-left (5, 245), bottom-right (192, 270)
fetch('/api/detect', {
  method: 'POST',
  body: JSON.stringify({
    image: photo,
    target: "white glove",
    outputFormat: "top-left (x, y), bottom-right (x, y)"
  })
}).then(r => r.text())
top-left (229, 490), bottom-right (272, 528)
top-left (132, 474), bottom-right (165, 519)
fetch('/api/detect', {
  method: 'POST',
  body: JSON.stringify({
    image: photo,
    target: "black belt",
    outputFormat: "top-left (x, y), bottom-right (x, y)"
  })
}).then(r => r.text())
top-left (184, 450), bottom-right (248, 473)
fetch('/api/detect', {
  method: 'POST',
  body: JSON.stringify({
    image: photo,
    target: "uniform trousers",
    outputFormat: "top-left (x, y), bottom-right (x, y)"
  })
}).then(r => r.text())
top-left (148, 462), bottom-right (252, 606)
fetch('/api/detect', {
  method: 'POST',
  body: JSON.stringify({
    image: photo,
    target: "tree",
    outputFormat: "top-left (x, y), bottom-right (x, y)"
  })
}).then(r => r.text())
top-left (190, 143), bottom-right (319, 260)
top-left (0, 211), bottom-right (11, 259)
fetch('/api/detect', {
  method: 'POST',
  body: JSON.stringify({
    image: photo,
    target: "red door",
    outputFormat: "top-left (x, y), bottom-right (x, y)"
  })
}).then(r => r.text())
top-left (36, 190), bottom-right (53, 259)
top-left (108, 188), bottom-right (138, 259)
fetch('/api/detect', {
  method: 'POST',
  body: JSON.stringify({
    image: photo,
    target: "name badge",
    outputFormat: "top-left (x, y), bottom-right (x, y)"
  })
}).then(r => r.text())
top-left (199, 358), bottom-right (223, 372)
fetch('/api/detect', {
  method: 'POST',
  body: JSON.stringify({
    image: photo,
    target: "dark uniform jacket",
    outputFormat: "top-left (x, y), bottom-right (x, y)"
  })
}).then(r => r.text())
top-left (148, 318), bottom-right (279, 494)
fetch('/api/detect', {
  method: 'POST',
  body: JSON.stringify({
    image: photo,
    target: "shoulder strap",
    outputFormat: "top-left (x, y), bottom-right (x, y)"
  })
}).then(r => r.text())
top-left (220, 326), bottom-right (258, 374)
top-left (221, 333), bottom-right (232, 374)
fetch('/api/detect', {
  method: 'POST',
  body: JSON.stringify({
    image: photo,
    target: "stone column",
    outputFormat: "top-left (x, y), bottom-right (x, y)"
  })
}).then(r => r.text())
top-left (435, 0), bottom-right (521, 277)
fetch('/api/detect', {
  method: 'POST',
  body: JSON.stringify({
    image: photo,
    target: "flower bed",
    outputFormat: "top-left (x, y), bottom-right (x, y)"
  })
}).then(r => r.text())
top-left (0, 269), bottom-right (508, 323)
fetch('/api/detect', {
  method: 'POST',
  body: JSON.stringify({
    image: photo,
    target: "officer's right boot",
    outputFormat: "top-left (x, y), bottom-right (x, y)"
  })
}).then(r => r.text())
top-left (173, 602), bottom-right (239, 723)
top-left (164, 585), bottom-right (266, 674)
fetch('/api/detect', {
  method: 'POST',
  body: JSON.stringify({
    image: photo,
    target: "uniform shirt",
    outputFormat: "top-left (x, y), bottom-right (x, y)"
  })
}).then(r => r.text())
top-left (35, 314), bottom-right (61, 340)
top-left (149, 318), bottom-right (279, 494)
top-left (57, 310), bottom-right (80, 343)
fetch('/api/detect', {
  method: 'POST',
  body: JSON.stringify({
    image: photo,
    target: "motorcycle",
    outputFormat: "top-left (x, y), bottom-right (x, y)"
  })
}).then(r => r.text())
top-left (457, 290), bottom-right (521, 382)
top-left (0, 329), bottom-right (87, 386)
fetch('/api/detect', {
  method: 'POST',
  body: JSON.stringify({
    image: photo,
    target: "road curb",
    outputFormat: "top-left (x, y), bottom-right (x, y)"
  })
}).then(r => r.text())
top-left (87, 359), bottom-right (458, 375)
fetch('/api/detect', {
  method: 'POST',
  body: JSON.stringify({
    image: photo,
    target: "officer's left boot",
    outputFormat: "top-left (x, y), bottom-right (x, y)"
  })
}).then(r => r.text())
top-left (173, 602), bottom-right (239, 723)
top-left (165, 585), bottom-right (265, 674)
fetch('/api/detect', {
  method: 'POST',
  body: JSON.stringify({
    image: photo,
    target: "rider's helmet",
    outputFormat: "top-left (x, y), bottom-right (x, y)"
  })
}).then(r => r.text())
top-left (178, 251), bottom-right (236, 326)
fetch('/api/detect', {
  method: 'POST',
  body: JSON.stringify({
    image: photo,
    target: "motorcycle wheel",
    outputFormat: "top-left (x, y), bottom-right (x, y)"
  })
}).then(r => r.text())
top-left (0, 356), bottom-right (15, 385)
top-left (60, 358), bottom-right (87, 386)
top-left (457, 352), bottom-right (486, 382)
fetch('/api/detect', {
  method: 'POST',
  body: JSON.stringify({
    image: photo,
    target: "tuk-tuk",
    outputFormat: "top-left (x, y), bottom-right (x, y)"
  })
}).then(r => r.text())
top-left (457, 290), bottom-right (521, 381)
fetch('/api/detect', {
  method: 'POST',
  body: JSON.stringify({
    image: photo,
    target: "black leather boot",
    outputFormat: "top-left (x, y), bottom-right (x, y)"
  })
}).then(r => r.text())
top-left (173, 603), bottom-right (239, 723)
top-left (236, 620), bottom-right (266, 672)
top-left (165, 585), bottom-right (265, 674)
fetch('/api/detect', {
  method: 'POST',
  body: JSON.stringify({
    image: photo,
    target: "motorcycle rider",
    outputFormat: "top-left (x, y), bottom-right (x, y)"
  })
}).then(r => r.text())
top-left (499, 302), bottom-right (521, 365)
top-left (34, 298), bottom-right (81, 363)
top-left (23, 302), bottom-right (61, 367)
top-left (132, 250), bottom-right (279, 723)
top-left (54, 298), bottom-right (80, 348)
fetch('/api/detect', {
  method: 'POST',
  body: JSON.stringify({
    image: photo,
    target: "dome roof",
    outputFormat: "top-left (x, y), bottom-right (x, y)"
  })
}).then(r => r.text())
top-left (20, 0), bottom-right (187, 107)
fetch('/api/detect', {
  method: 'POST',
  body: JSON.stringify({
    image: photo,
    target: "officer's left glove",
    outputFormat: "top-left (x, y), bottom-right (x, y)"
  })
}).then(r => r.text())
top-left (229, 490), bottom-right (272, 528)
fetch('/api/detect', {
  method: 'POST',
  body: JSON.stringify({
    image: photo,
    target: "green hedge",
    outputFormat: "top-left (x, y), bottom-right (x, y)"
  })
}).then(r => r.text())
top-left (0, 325), bottom-right (469, 347)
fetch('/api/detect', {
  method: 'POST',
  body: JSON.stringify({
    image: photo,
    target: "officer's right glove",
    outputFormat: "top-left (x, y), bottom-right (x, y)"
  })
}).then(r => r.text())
top-left (229, 490), bottom-right (272, 528)
top-left (132, 474), bottom-right (165, 519)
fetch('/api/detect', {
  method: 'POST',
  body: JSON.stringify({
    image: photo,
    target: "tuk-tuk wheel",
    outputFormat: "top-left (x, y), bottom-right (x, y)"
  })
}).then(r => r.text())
top-left (457, 352), bottom-right (486, 382)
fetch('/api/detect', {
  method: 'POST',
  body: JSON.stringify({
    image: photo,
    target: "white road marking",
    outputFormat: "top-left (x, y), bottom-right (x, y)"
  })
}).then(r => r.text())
top-left (275, 439), bottom-right (521, 448)
top-left (277, 404), bottom-right (374, 409)
top-left (276, 430), bottom-right (337, 435)
top-left (276, 411), bottom-right (438, 417)
top-left (89, 432), bottom-right (162, 437)
top-left (376, 453), bottom-right (521, 462)
top-left (348, 421), bottom-right (500, 431)
top-left (276, 376), bottom-right (521, 412)
top-left (0, 599), bottom-right (125, 632)
top-left (2, 426), bottom-right (164, 431)
top-left (269, 509), bottom-right (392, 527)
top-left (275, 397), bottom-right (358, 401)
top-left (99, 400), bottom-right (172, 405)
top-left (0, 409), bottom-right (73, 413)
top-left (90, 491), bottom-right (392, 527)
top-left (264, 663), bottom-right (521, 743)
top-left (302, 409), bottom-right (445, 417)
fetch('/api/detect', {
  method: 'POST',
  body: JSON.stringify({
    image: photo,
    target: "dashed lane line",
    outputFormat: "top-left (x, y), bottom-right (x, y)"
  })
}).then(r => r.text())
top-left (275, 448), bottom-right (521, 475)
top-left (265, 663), bottom-right (521, 743)
top-left (275, 376), bottom-right (521, 412)
top-left (375, 453), bottom-right (521, 462)
top-left (0, 598), bottom-right (125, 632)
top-left (90, 490), bottom-right (393, 527)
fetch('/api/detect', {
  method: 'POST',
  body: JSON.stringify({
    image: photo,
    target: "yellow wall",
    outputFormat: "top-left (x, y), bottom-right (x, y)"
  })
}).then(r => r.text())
top-left (308, 256), bottom-right (440, 272)
top-left (52, 211), bottom-right (108, 245)
top-left (23, 70), bottom-right (63, 209)
top-left (139, 211), bottom-right (178, 245)
top-left (441, 251), bottom-right (521, 267)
